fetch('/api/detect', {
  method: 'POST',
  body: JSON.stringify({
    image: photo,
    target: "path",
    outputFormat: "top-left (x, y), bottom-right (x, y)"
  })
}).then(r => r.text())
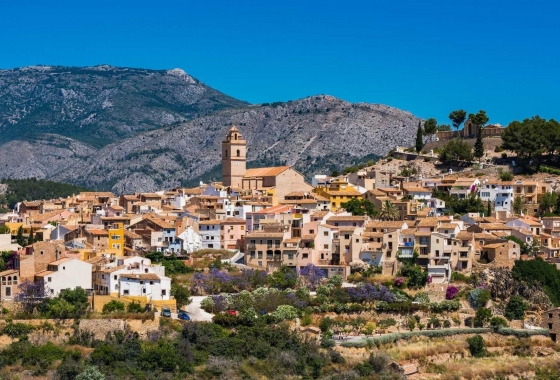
top-left (185, 296), bottom-right (214, 322)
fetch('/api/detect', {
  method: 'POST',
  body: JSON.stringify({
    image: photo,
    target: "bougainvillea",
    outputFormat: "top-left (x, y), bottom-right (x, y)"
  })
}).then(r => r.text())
top-left (446, 286), bottom-right (459, 300)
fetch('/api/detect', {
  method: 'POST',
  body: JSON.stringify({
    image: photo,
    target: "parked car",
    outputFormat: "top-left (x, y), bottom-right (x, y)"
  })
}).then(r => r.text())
top-left (227, 310), bottom-right (239, 316)
top-left (161, 307), bottom-right (172, 318)
top-left (177, 311), bottom-right (191, 321)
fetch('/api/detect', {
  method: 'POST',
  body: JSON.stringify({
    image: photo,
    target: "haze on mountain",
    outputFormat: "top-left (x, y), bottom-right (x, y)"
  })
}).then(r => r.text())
top-left (0, 65), bottom-right (421, 193)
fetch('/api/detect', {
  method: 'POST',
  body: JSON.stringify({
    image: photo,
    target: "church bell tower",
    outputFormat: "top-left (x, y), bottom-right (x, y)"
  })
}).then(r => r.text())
top-left (222, 126), bottom-right (246, 188)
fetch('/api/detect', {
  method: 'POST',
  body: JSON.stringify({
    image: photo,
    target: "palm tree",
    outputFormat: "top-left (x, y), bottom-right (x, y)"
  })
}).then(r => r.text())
top-left (378, 200), bottom-right (400, 221)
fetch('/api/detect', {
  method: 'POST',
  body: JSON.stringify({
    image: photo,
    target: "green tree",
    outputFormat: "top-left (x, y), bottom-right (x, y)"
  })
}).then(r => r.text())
top-left (439, 138), bottom-right (473, 164)
top-left (504, 295), bottom-right (528, 320)
top-left (449, 110), bottom-right (467, 133)
top-left (171, 284), bottom-right (192, 308)
top-left (498, 169), bottom-right (514, 181)
top-left (436, 124), bottom-right (452, 132)
top-left (423, 118), bottom-right (437, 141)
top-left (474, 124), bottom-right (484, 161)
top-left (467, 335), bottom-right (486, 357)
top-left (378, 200), bottom-right (399, 221)
top-left (415, 121), bottom-right (424, 153)
top-left (341, 198), bottom-right (376, 217)
top-left (102, 300), bottom-right (125, 314)
top-left (468, 110), bottom-right (490, 131)
top-left (487, 201), bottom-right (492, 217)
top-left (16, 226), bottom-right (26, 247)
top-left (539, 192), bottom-right (558, 215)
top-left (513, 196), bottom-right (524, 215)
top-left (330, 170), bottom-right (340, 177)
top-left (268, 266), bottom-right (297, 290)
top-left (474, 307), bottom-right (492, 327)
top-left (501, 116), bottom-right (554, 166)
top-left (0, 225), bottom-right (9, 234)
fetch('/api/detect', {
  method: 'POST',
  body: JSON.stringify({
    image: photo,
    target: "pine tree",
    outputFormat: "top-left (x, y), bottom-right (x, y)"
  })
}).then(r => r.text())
top-left (474, 126), bottom-right (484, 161)
top-left (415, 121), bottom-right (424, 153)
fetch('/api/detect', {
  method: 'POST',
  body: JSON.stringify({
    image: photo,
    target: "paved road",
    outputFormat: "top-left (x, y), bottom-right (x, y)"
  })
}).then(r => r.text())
top-left (185, 296), bottom-right (214, 322)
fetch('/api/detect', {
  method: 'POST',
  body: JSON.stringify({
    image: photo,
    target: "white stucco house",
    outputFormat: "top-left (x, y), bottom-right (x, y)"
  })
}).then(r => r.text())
top-left (36, 257), bottom-right (93, 297)
top-left (119, 273), bottom-right (172, 301)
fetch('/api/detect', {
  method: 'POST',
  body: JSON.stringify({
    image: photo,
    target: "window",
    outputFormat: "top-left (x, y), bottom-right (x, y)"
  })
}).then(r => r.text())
top-left (549, 323), bottom-right (553, 329)
top-left (324, 231), bottom-right (328, 236)
top-left (335, 223), bottom-right (339, 226)
top-left (302, 253), bottom-right (308, 258)
top-left (258, 261), bottom-right (263, 267)
top-left (162, 289), bottom-right (167, 296)
top-left (353, 223), bottom-right (357, 227)
top-left (150, 281), bottom-right (154, 285)
top-left (345, 234), bottom-right (350, 239)
top-left (40, 251), bottom-right (44, 255)
top-left (48, 277), bottom-right (52, 282)
top-left (114, 275), bottom-right (117, 280)
top-left (140, 281), bottom-right (144, 284)
top-left (5, 287), bottom-right (10, 297)
top-left (240, 226), bottom-right (244, 230)
top-left (236, 149), bottom-right (240, 157)
top-left (257, 251), bottom-right (263, 259)
top-left (309, 230), bottom-right (315, 234)
top-left (145, 268), bottom-right (148, 273)
top-left (142, 288), bottom-right (146, 294)
top-left (356, 239), bottom-right (359, 243)
top-left (323, 244), bottom-right (328, 249)
top-left (250, 251), bottom-right (255, 259)
top-left (123, 290), bottom-right (129, 295)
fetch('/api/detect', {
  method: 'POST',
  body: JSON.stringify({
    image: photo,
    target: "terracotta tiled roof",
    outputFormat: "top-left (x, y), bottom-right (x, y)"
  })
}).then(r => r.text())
top-left (456, 232), bottom-right (474, 240)
top-left (366, 221), bottom-right (406, 229)
top-left (416, 218), bottom-right (439, 227)
top-left (49, 257), bottom-right (74, 265)
top-left (311, 211), bottom-right (329, 218)
top-left (88, 229), bottom-right (108, 236)
top-left (253, 205), bottom-right (292, 214)
top-left (284, 238), bottom-right (301, 243)
top-left (438, 223), bottom-right (459, 230)
top-left (99, 265), bottom-right (127, 273)
top-left (479, 223), bottom-right (510, 230)
top-left (35, 271), bottom-right (55, 277)
top-left (482, 243), bottom-right (507, 249)
top-left (245, 166), bottom-right (290, 177)
top-left (301, 234), bottom-right (317, 240)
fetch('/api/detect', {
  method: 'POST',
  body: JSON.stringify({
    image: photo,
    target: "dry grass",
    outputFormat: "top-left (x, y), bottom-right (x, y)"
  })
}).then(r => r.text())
top-left (387, 340), bottom-right (467, 361)
top-left (191, 248), bottom-right (236, 259)
top-left (441, 356), bottom-right (560, 380)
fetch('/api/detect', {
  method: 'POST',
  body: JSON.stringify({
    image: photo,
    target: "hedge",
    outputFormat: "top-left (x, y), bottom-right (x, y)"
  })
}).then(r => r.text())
top-left (340, 328), bottom-right (549, 348)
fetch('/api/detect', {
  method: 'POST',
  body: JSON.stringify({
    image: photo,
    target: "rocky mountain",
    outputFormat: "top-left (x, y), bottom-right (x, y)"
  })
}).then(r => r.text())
top-left (0, 65), bottom-right (248, 147)
top-left (0, 91), bottom-right (420, 193)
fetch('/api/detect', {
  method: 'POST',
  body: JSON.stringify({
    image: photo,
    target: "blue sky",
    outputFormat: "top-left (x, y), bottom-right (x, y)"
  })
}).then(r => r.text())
top-left (1, 0), bottom-right (559, 125)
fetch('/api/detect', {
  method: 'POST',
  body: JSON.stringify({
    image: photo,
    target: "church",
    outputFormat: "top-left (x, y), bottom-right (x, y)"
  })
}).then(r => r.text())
top-left (221, 126), bottom-right (313, 203)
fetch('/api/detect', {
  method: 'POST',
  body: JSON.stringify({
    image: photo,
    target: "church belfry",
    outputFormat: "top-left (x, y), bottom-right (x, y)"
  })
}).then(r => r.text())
top-left (222, 126), bottom-right (246, 188)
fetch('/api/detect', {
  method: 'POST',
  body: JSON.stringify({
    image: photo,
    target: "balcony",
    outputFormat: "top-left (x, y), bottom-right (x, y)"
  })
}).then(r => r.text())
top-left (247, 243), bottom-right (256, 249)
top-left (400, 241), bottom-right (414, 247)
top-left (317, 259), bottom-right (341, 266)
top-left (418, 239), bottom-right (430, 246)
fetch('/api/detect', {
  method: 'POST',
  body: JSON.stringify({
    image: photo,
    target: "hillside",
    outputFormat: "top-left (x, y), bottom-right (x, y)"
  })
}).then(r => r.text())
top-left (0, 178), bottom-right (89, 209)
top-left (0, 65), bottom-right (247, 147)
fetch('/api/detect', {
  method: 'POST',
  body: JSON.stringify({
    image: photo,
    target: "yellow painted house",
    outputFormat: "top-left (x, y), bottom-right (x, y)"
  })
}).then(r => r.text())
top-left (5, 222), bottom-right (23, 236)
top-left (107, 223), bottom-right (125, 256)
top-left (314, 179), bottom-right (363, 211)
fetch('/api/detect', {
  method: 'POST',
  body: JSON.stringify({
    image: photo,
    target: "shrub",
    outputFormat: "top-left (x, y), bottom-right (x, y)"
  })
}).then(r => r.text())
top-left (76, 365), bottom-right (105, 380)
top-left (498, 169), bottom-right (514, 181)
top-left (320, 338), bottom-right (335, 348)
top-left (467, 335), bottom-right (486, 357)
top-left (102, 300), bottom-right (125, 314)
top-left (377, 318), bottom-right (397, 329)
top-left (126, 301), bottom-right (143, 313)
top-left (393, 277), bottom-right (404, 287)
top-left (451, 272), bottom-right (470, 283)
top-left (271, 305), bottom-right (298, 322)
top-left (469, 288), bottom-right (491, 308)
top-left (494, 146), bottom-right (504, 153)
top-left (413, 292), bottom-right (430, 304)
top-left (505, 295), bottom-right (528, 320)
top-left (501, 152), bottom-right (508, 158)
top-left (445, 286), bottom-right (459, 300)
top-left (474, 307), bottom-right (492, 327)
top-left (490, 316), bottom-right (508, 329)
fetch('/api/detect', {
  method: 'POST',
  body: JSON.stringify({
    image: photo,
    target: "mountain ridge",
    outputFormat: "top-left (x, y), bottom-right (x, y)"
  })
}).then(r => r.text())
top-left (0, 66), bottom-right (421, 193)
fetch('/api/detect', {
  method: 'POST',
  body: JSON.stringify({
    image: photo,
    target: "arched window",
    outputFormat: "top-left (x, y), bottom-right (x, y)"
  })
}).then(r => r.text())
top-left (234, 133), bottom-right (238, 140)
top-left (225, 150), bottom-right (228, 158)
top-left (236, 149), bottom-right (240, 157)
top-left (7, 276), bottom-right (11, 281)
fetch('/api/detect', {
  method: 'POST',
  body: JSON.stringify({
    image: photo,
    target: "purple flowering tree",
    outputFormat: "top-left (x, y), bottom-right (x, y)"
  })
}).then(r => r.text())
top-left (299, 264), bottom-right (325, 290)
top-left (14, 280), bottom-right (48, 314)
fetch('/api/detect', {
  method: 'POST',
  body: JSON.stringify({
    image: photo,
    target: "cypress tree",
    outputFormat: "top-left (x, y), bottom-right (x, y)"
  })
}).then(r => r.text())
top-left (415, 121), bottom-right (424, 153)
top-left (28, 228), bottom-right (34, 246)
top-left (487, 202), bottom-right (492, 217)
top-left (16, 226), bottom-right (26, 247)
top-left (474, 126), bottom-right (484, 161)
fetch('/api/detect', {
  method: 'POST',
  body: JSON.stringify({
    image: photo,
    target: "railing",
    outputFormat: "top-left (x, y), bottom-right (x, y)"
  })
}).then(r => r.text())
top-left (247, 243), bottom-right (256, 249)
top-left (1, 281), bottom-right (17, 286)
top-left (419, 239), bottom-right (430, 245)
top-left (401, 241), bottom-right (414, 247)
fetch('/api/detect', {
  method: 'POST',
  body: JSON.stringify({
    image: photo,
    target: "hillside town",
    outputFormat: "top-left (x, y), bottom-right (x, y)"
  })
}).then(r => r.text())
top-left (0, 126), bottom-right (557, 307)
